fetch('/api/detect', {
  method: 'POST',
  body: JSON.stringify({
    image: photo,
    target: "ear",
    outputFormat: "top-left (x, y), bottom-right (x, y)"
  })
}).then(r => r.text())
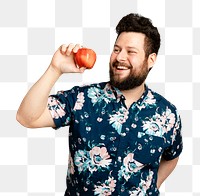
top-left (147, 53), bottom-right (157, 70)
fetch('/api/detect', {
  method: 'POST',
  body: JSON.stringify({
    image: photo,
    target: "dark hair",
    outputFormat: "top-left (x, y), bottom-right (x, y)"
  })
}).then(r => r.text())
top-left (116, 13), bottom-right (161, 57)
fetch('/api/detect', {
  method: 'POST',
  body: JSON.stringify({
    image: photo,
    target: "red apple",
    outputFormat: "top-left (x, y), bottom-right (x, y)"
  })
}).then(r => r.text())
top-left (74, 48), bottom-right (96, 69)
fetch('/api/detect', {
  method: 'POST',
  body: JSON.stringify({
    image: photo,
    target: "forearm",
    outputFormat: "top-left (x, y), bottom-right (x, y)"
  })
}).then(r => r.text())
top-left (17, 44), bottom-right (85, 128)
top-left (16, 65), bottom-right (61, 126)
top-left (157, 157), bottom-right (179, 189)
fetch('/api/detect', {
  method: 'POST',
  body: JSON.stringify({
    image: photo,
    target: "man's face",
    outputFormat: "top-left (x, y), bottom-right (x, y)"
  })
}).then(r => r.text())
top-left (109, 32), bottom-right (151, 90)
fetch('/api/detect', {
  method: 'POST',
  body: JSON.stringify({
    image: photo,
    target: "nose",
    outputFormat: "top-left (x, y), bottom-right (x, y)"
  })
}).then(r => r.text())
top-left (116, 50), bottom-right (127, 62)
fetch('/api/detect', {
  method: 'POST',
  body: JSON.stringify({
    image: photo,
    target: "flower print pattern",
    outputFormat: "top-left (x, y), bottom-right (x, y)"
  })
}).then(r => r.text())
top-left (87, 86), bottom-right (109, 106)
top-left (89, 146), bottom-right (112, 172)
top-left (172, 114), bottom-right (181, 145)
top-left (67, 153), bottom-right (75, 178)
top-left (94, 176), bottom-right (116, 196)
top-left (129, 170), bottom-right (154, 195)
top-left (118, 153), bottom-right (144, 181)
top-left (136, 90), bottom-right (156, 110)
top-left (87, 84), bottom-right (116, 106)
top-left (164, 107), bottom-right (176, 132)
top-left (109, 106), bottom-right (129, 134)
top-left (142, 107), bottom-right (176, 137)
top-left (48, 82), bottom-right (183, 195)
top-left (87, 86), bottom-right (101, 104)
top-left (74, 146), bottom-right (112, 174)
top-left (74, 149), bottom-right (90, 173)
top-left (74, 92), bottom-right (85, 110)
top-left (48, 96), bottom-right (66, 119)
top-left (103, 83), bottom-right (116, 99)
top-left (145, 90), bottom-right (156, 105)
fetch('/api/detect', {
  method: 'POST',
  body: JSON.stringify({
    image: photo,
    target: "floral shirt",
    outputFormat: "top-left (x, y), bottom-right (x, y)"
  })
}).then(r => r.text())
top-left (48, 82), bottom-right (183, 196)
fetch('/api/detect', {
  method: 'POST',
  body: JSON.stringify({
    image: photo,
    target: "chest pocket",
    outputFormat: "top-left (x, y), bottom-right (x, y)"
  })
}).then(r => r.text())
top-left (133, 132), bottom-right (165, 165)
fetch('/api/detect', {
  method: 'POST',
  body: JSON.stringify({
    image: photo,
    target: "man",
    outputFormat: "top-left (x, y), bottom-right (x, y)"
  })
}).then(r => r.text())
top-left (17, 13), bottom-right (183, 195)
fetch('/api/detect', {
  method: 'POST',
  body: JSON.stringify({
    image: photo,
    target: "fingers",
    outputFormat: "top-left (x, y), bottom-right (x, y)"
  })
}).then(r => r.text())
top-left (59, 44), bottom-right (72, 56)
top-left (59, 43), bottom-right (82, 56)
top-left (70, 66), bottom-right (86, 74)
top-left (79, 67), bottom-right (86, 73)
top-left (72, 44), bottom-right (83, 53)
top-left (58, 43), bottom-right (86, 73)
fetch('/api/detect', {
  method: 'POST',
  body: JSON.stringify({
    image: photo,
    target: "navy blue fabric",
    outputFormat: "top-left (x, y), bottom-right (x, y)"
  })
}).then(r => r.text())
top-left (48, 82), bottom-right (183, 196)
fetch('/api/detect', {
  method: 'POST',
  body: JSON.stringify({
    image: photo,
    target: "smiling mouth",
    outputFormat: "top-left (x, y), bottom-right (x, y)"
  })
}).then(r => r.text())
top-left (113, 62), bottom-right (132, 70)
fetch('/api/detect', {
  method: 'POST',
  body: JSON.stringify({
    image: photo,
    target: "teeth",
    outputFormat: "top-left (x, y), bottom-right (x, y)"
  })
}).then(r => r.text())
top-left (116, 66), bottom-right (129, 70)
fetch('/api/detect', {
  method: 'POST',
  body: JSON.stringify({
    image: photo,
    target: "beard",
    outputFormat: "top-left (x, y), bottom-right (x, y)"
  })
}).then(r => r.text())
top-left (109, 60), bottom-right (149, 90)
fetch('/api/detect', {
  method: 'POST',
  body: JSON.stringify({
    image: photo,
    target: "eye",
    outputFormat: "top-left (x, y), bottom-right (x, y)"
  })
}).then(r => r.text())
top-left (113, 48), bottom-right (120, 54)
top-left (128, 51), bottom-right (137, 54)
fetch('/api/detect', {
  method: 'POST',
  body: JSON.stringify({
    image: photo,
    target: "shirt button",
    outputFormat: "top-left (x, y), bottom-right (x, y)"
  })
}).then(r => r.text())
top-left (120, 133), bottom-right (126, 137)
top-left (121, 95), bottom-right (125, 100)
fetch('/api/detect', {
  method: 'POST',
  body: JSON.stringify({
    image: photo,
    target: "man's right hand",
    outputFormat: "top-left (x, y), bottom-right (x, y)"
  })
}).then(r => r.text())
top-left (16, 43), bottom-right (86, 128)
top-left (50, 43), bottom-right (86, 75)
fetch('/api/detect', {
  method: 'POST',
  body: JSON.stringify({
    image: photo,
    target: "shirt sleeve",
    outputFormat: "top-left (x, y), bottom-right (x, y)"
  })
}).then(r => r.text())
top-left (162, 110), bottom-right (183, 161)
top-left (47, 88), bottom-right (77, 129)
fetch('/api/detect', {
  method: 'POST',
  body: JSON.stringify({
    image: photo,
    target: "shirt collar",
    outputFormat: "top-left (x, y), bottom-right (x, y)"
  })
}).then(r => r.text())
top-left (104, 82), bottom-right (123, 102)
top-left (136, 84), bottom-right (149, 106)
top-left (104, 82), bottom-right (149, 105)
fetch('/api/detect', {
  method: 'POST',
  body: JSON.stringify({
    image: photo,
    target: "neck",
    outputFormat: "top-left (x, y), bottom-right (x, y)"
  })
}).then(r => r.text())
top-left (121, 83), bottom-right (145, 108)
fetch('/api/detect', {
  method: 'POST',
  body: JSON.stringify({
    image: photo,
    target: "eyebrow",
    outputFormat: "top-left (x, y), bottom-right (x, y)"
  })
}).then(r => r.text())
top-left (113, 44), bottom-right (120, 48)
top-left (114, 44), bottom-right (139, 51)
